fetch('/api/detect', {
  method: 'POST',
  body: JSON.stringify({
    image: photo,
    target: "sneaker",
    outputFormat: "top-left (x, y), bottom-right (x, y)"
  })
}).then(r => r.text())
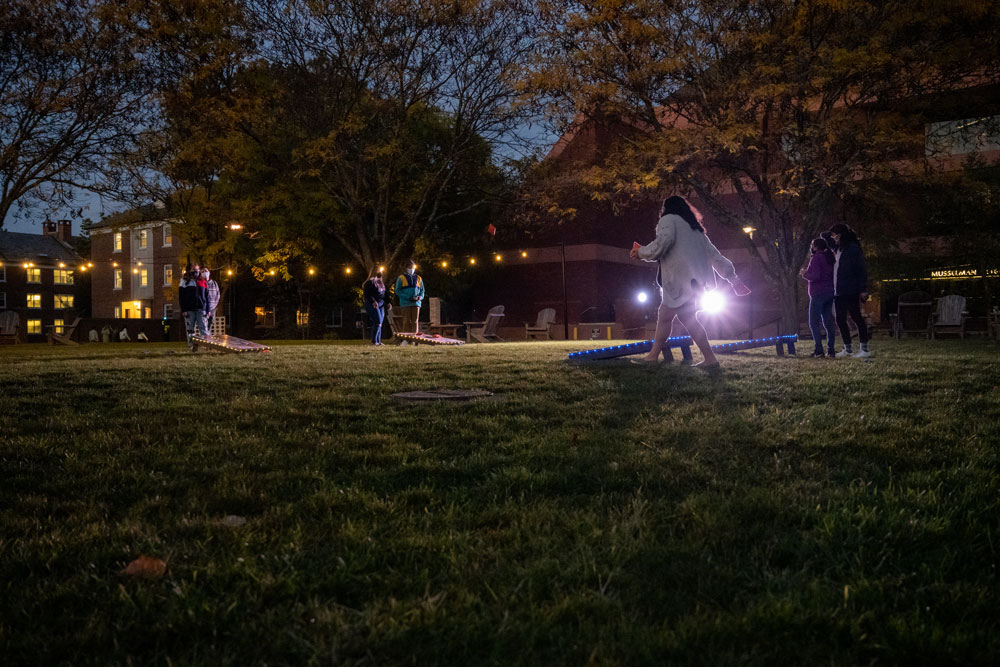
top-left (827, 350), bottom-right (836, 358)
top-left (809, 350), bottom-right (826, 358)
top-left (835, 347), bottom-right (854, 358)
top-left (853, 348), bottom-right (871, 358)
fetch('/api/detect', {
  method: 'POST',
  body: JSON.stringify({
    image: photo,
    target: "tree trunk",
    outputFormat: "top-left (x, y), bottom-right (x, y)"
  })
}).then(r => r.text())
top-left (778, 273), bottom-right (802, 336)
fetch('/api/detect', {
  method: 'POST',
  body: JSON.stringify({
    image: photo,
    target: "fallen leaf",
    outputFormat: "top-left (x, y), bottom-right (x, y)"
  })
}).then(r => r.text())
top-left (123, 555), bottom-right (167, 579)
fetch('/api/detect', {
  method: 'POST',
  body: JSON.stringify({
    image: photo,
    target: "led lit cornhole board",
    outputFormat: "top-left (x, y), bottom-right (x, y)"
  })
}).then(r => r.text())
top-left (394, 332), bottom-right (465, 346)
top-left (190, 334), bottom-right (273, 353)
top-left (568, 334), bottom-right (797, 361)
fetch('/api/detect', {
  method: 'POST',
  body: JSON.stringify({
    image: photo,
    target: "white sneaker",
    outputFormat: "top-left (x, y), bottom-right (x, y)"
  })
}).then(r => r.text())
top-left (835, 347), bottom-right (854, 358)
top-left (853, 348), bottom-right (871, 358)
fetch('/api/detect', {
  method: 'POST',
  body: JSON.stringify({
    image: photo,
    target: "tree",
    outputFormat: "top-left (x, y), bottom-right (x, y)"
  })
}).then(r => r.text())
top-left (527, 0), bottom-right (1000, 331)
top-left (0, 0), bottom-right (150, 229)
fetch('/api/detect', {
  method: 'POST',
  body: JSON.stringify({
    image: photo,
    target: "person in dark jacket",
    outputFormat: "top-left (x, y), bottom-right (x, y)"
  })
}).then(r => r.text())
top-left (829, 223), bottom-right (871, 358)
top-left (178, 266), bottom-right (208, 351)
top-left (800, 237), bottom-right (837, 357)
top-left (362, 270), bottom-right (387, 345)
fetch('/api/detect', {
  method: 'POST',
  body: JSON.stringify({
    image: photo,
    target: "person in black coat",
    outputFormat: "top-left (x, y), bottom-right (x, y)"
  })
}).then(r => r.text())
top-left (829, 223), bottom-right (871, 358)
top-left (178, 266), bottom-right (208, 351)
top-left (362, 270), bottom-right (387, 345)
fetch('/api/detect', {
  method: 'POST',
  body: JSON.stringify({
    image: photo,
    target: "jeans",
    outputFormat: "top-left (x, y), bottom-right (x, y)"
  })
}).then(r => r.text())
top-left (835, 294), bottom-right (870, 348)
top-left (185, 310), bottom-right (208, 343)
top-left (365, 303), bottom-right (384, 344)
top-left (808, 294), bottom-right (836, 352)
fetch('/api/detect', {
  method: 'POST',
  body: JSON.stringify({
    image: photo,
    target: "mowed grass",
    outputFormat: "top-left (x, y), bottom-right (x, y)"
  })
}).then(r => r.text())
top-left (1, 339), bottom-right (999, 666)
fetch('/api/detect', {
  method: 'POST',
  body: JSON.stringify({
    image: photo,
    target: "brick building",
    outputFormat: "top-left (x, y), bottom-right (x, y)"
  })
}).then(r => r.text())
top-left (0, 221), bottom-right (85, 342)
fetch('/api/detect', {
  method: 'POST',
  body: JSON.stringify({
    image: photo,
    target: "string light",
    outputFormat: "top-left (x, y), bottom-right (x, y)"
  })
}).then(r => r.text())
top-left (494, 254), bottom-right (502, 262)
top-left (58, 262), bottom-right (65, 268)
top-left (441, 261), bottom-right (448, 268)
top-left (269, 269), bottom-right (276, 276)
top-left (345, 267), bottom-right (352, 275)
top-left (308, 267), bottom-right (315, 275)
top-left (112, 261), bottom-right (118, 267)
top-left (469, 258), bottom-right (476, 265)
top-left (226, 269), bottom-right (233, 276)
top-left (521, 251), bottom-right (528, 258)
top-left (378, 265), bottom-right (385, 273)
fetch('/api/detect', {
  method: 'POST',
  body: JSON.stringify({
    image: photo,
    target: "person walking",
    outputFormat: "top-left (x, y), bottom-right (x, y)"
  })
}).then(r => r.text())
top-left (362, 270), bottom-right (387, 345)
top-left (829, 223), bottom-right (871, 358)
top-left (800, 237), bottom-right (838, 357)
top-left (394, 260), bottom-right (425, 334)
top-left (202, 269), bottom-right (221, 334)
top-left (629, 195), bottom-right (749, 370)
top-left (179, 266), bottom-right (208, 351)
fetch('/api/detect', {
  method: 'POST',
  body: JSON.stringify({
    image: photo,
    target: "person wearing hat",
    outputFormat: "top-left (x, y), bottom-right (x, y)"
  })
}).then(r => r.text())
top-left (394, 260), bottom-right (425, 334)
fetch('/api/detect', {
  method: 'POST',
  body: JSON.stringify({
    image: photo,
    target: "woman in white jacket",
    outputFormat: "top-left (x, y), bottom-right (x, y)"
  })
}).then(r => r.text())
top-left (629, 195), bottom-right (744, 369)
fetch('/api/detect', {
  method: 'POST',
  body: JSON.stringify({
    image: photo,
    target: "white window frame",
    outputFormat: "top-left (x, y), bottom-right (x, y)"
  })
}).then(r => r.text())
top-left (140, 268), bottom-right (148, 287)
top-left (164, 303), bottom-right (174, 318)
top-left (163, 264), bottom-right (172, 286)
top-left (113, 232), bottom-right (122, 252)
top-left (114, 269), bottom-right (123, 290)
top-left (0, 265), bottom-right (5, 282)
top-left (26, 293), bottom-right (41, 308)
top-left (139, 229), bottom-right (148, 249)
top-left (162, 224), bottom-right (172, 247)
top-left (114, 306), bottom-right (121, 318)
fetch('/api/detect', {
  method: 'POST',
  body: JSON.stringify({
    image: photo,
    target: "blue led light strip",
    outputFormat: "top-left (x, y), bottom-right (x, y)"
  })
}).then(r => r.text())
top-left (568, 335), bottom-right (797, 361)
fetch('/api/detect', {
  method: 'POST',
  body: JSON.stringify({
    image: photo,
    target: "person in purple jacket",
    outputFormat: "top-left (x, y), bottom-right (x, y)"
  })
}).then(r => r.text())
top-left (800, 237), bottom-right (837, 357)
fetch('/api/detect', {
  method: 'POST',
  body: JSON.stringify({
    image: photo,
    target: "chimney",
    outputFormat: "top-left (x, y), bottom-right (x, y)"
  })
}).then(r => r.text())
top-left (43, 220), bottom-right (73, 243)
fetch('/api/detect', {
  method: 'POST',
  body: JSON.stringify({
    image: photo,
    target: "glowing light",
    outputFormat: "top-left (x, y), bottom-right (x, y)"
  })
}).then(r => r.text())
top-left (469, 258), bottom-right (476, 265)
top-left (112, 262), bottom-right (118, 267)
top-left (521, 251), bottom-right (528, 258)
top-left (494, 254), bottom-right (502, 262)
top-left (136, 261), bottom-right (141, 266)
top-left (636, 291), bottom-right (649, 304)
top-left (58, 262), bottom-right (65, 268)
top-left (227, 269), bottom-right (233, 276)
top-left (700, 290), bottom-right (726, 314)
top-left (345, 267), bottom-right (352, 275)
top-left (132, 268), bottom-right (138, 274)
top-left (228, 223), bottom-right (243, 231)
top-left (86, 262), bottom-right (92, 267)
top-left (378, 266), bottom-right (385, 273)
top-left (22, 263), bottom-right (29, 269)
top-left (441, 261), bottom-right (448, 268)
top-left (308, 268), bottom-right (315, 275)
top-left (269, 269), bottom-right (276, 276)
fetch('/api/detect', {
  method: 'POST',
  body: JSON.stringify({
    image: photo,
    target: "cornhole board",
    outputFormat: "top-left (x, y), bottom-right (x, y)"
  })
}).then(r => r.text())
top-left (568, 334), bottom-right (797, 361)
top-left (190, 334), bottom-right (272, 353)
top-left (394, 332), bottom-right (464, 346)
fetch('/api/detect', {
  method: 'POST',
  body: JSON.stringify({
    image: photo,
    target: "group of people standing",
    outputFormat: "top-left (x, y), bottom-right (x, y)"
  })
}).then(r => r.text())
top-left (800, 223), bottom-right (871, 358)
top-left (178, 264), bottom-right (221, 352)
top-left (361, 260), bottom-right (426, 345)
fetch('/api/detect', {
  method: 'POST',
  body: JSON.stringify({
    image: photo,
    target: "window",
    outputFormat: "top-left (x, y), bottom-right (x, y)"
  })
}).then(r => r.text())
top-left (164, 303), bottom-right (174, 318)
top-left (163, 264), bottom-right (173, 286)
top-left (254, 305), bottom-right (275, 327)
top-left (54, 294), bottom-right (74, 309)
top-left (114, 269), bottom-right (123, 290)
top-left (926, 115), bottom-right (1000, 156)
top-left (27, 294), bottom-right (41, 308)
top-left (0, 265), bottom-right (5, 282)
top-left (139, 229), bottom-right (148, 249)
top-left (113, 232), bottom-right (122, 252)
top-left (53, 269), bottom-right (73, 284)
top-left (27, 267), bottom-right (41, 283)
top-left (327, 306), bottom-right (343, 328)
top-left (296, 310), bottom-right (309, 326)
top-left (114, 306), bottom-right (121, 318)
top-left (140, 268), bottom-right (148, 287)
top-left (0, 292), bottom-right (5, 309)
top-left (144, 307), bottom-right (151, 319)
top-left (162, 224), bottom-right (172, 247)
top-left (53, 318), bottom-right (65, 335)
top-left (27, 319), bottom-right (41, 335)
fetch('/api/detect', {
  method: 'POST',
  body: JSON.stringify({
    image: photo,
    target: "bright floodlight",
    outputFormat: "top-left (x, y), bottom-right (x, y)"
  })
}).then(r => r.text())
top-left (636, 291), bottom-right (648, 304)
top-left (700, 289), bottom-right (726, 314)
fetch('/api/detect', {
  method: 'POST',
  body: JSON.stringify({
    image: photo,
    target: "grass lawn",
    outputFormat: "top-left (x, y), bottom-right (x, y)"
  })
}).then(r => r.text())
top-left (1, 338), bottom-right (999, 665)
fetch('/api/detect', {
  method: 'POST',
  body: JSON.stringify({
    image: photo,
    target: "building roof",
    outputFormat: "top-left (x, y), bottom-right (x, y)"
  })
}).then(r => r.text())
top-left (0, 230), bottom-right (81, 263)
top-left (83, 203), bottom-right (172, 231)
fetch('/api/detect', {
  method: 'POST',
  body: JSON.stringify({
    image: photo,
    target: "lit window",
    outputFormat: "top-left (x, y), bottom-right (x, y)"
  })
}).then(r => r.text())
top-left (163, 265), bottom-right (172, 286)
top-left (27, 319), bottom-right (41, 335)
top-left (27, 294), bottom-right (41, 308)
top-left (114, 306), bottom-right (121, 318)
top-left (296, 310), bottom-right (309, 326)
top-left (113, 232), bottom-right (122, 252)
top-left (140, 268), bottom-right (148, 287)
top-left (53, 269), bottom-right (73, 284)
top-left (144, 307), bottom-right (151, 319)
top-left (164, 303), bottom-right (174, 318)
top-left (139, 229), bottom-right (148, 249)
top-left (163, 224), bottom-right (172, 247)
top-left (114, 269), bottom-right (122, 290)
top-left (254, 305), bottom-right (275, 327)
top-left (54, 294), bottom-right (74, 309)
top-left (53, 318), bottom-right (65, 335)
top-left (27, 268), bottom-right (41, 283)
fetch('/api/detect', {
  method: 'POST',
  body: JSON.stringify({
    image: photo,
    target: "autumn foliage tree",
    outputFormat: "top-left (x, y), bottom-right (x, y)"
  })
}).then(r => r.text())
top-left (528, 0), bottom-right (1000, 331)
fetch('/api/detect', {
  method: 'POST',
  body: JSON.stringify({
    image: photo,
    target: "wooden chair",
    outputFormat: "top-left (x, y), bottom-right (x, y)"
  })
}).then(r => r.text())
top-left (464, 305), bottom-right (505, 343)
top-left (0, 311), bottom-right (21, 344)
top-left (46, 316), bottom-right (82, 345)
top-left (525, 308), bottom-right (556, 340)
top-left (931, 294), bottom-right (967, 339)
top-left (890, 291), bottom-right (932, 339)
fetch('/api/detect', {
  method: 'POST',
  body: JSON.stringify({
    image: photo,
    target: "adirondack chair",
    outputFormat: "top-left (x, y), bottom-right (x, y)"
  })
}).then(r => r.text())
top-left (0, 311), bottom-right (20, 344)
top-left (464, 305), bottom-right (505, 343)
top-left (525, 308), bottom-right (556, 340)
top-left (931, 294), bottom-right (967, 339)
top-left (46, 316), bottom-right (82, 345)
top-left (890, 291), bottom-right (932, 339)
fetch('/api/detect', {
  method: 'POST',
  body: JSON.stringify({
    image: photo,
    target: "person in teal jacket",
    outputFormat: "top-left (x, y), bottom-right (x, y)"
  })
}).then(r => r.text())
top-left (394, 260), bottom-right (425, 333)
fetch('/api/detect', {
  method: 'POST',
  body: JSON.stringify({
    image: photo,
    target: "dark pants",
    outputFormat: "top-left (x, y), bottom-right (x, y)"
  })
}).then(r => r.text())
top-left (835, 294), bottom-right (869, 348)
top-left (365, 303), bottom-right (384, 344)
top-left (808, 294), bottom-right (836, 353)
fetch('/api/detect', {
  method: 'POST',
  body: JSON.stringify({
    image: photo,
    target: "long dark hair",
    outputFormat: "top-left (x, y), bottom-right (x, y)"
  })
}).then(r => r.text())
top-left (659, 195), bottom-right (705, 233)
top-left (829, 223), bottom-right (859, 246)
top-left (811, 237), bottom-right (835, 265)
